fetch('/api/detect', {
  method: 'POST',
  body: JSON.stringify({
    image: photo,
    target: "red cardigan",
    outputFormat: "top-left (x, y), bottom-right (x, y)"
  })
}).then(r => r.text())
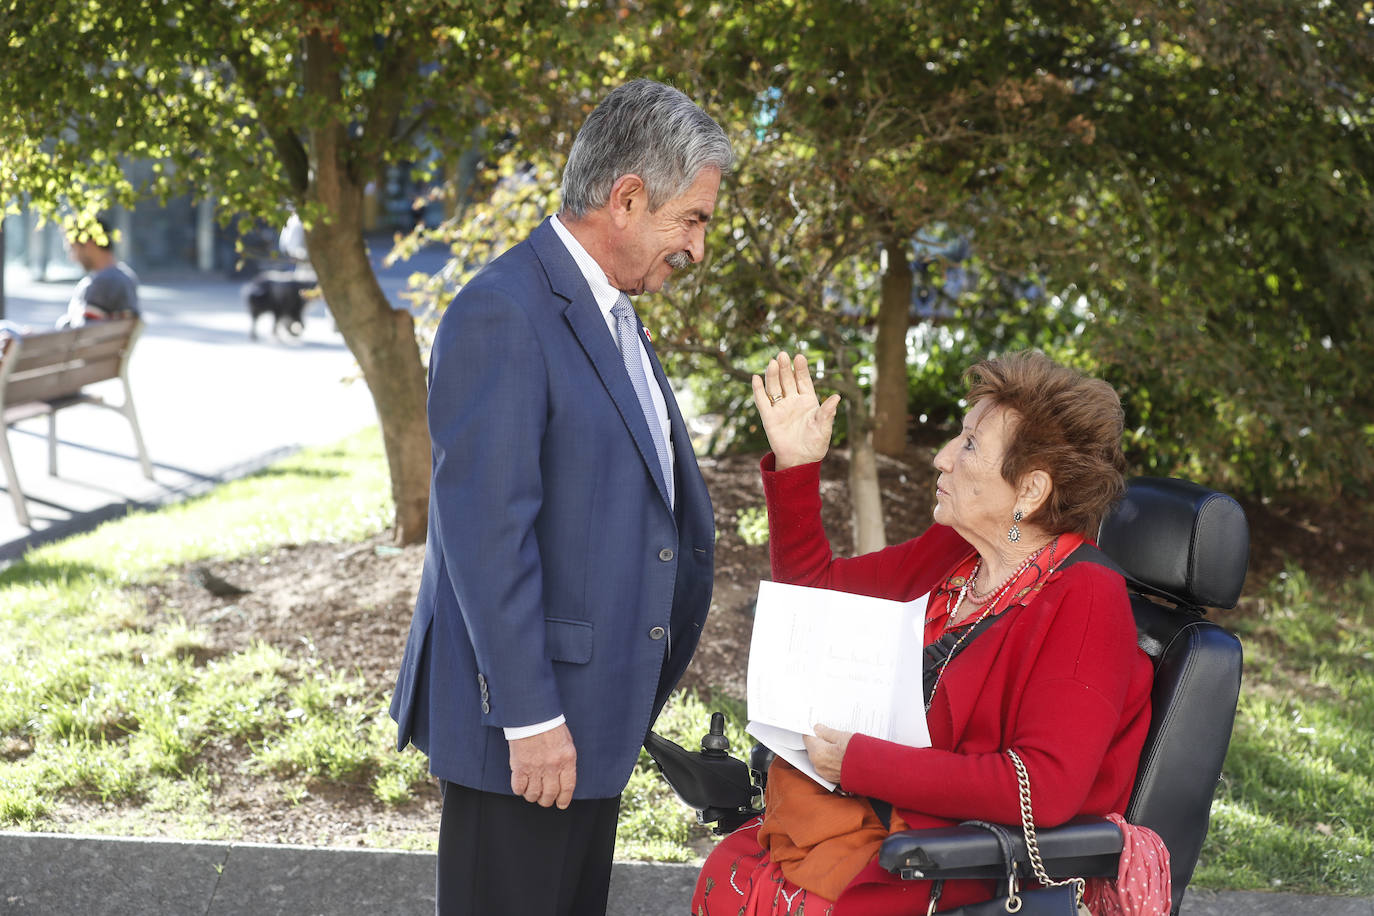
top-left (761, 456), bottom-right (1154, 915)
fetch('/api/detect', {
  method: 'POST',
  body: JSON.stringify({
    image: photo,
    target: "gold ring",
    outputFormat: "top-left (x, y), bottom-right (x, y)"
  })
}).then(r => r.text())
top-left (767, 394), bottom-right (778, 405)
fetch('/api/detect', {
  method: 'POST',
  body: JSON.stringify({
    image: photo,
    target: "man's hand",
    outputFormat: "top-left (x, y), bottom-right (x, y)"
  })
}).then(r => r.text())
top-left (802, 723), bottom-right (853, 786)
top-left (509, 724), bottom-right (577, 809)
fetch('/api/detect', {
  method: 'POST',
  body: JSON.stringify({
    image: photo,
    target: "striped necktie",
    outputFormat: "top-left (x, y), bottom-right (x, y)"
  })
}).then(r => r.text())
top-left (611, 293), bottom-right (673, 505)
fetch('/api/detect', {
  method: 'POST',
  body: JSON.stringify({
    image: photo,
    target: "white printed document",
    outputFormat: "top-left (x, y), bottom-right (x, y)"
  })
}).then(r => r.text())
top-left (746, 579), bottom-right (932, 789)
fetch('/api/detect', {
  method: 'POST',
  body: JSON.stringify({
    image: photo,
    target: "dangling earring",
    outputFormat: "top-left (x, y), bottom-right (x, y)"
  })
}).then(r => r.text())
top-left (1007, 509), bottom-right (1023, 543)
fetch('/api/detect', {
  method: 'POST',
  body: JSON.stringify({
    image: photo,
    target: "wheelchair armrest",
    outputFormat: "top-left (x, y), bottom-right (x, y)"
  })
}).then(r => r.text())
top-left (878, 816), bottom-right (1123, 882)
top-left (644, 730), bottom-right (755, 811)
top-left (644, 729), bottom-right (763, 834)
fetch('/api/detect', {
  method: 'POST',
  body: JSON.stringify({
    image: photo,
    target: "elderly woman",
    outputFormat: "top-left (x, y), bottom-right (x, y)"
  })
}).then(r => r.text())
top-left (692, 350), bottom-right (1154, 916)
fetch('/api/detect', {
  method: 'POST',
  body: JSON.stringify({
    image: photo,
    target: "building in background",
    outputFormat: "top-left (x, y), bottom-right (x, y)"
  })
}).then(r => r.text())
top-left (2, 158), bottom-right (444, 283)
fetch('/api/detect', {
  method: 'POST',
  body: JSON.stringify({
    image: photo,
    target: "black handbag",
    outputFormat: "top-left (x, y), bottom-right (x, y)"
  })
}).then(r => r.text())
top-left (927, 749), bottom-right (1089, 916)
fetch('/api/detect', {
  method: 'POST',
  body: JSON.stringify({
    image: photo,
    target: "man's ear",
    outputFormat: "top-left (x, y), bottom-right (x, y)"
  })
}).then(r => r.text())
top-left (606, 174), bottom-right (645, 228)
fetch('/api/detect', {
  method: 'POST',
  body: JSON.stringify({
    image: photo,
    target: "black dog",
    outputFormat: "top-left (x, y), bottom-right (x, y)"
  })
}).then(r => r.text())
top-left (243, 271), bottom-right (314, 340)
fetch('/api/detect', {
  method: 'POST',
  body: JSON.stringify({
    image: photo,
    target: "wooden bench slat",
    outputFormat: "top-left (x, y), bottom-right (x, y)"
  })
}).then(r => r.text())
top-left (9, 363), bottom-right (122, 403)
top-left (6, 359), bottom-right (88, 383)
top-left (11, 320), bottom-right (135, 359)
top-left (1, 316), bottom-right (150, 527)
top-left (5, 334), bottom-right (71, 363)
top-left (4, 380), bottom-right (82, 405)
top-left (11, 337), bottom-right (129, 372)
top-left (11, 315), bottom-right (135, 346)
top-left (6, 357), bottom-right (122, 403)
top-left (69, 318), bottom-right (138, 342)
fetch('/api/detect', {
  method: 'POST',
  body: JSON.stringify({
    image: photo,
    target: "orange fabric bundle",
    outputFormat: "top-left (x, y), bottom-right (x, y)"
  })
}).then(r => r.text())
top-left (756, 760), bottom-right (907, 901)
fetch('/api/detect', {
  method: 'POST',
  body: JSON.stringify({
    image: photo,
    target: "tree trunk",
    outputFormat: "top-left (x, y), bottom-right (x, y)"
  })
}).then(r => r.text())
top-left (845, 401), bottom-right (886, 554)
top-left (306, 219), bottom-right (432, 545)
top-left (304, 34), bottom-right (431, 545)
top-left (873, 237), bottom-right (913, 457)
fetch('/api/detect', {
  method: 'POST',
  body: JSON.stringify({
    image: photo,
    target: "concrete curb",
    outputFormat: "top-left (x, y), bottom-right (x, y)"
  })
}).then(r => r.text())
top-left (3, 832), bottom-right (1370, 915)
top-left (1183, 887), bottom-right (1374, 915)
top-left (0, 832), bottom-right (699, 916)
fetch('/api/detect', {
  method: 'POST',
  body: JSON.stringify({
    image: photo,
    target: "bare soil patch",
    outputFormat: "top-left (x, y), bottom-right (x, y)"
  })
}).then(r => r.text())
top-left (56, 447), bottom-right (1373, 846)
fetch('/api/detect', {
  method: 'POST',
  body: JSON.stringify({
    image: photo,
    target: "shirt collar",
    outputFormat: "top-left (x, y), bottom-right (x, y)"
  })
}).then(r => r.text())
top-left (550, 214), bottom-right (621, 320)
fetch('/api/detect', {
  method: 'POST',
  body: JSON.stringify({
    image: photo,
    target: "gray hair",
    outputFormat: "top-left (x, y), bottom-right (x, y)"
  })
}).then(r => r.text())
top-left (560, 79), bottom-right (733, 220)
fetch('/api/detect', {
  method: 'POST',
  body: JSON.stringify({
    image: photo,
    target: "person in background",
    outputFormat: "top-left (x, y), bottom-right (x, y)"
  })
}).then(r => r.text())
top-left (691, 350), bottom-right (1155, 915)
top-left (389, 78), bottom-right (733, 916)
top-left (277, 210), bottom-right (308, 263)
top-left (61, 217), bottom-right (139, 328)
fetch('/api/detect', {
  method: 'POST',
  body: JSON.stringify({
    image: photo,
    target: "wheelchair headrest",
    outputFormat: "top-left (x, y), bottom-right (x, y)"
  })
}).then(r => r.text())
top-left (1098, 476), bottom-right (1249, 610)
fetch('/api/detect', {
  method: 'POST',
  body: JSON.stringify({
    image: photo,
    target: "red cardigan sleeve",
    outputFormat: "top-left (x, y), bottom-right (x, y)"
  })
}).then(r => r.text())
top-left (840, 564), bottom-right (1151, 826)
top-left (761, 454), bottom-right (970, 600)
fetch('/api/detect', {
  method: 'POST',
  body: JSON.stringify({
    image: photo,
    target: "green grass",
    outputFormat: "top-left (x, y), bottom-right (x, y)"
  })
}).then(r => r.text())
top-left (1, 426), bottom-right (1371, 895)
top-left (0, 428), bottom-right (428, 843)
top-left (1194, 568), bottom-right (1374, 894)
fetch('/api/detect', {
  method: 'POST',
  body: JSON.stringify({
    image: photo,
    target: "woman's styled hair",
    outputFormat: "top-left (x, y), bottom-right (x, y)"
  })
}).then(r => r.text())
top-left (964, 350), bottom-right (1127, 537)
top-left (559, 79), bottom-right (733, 219)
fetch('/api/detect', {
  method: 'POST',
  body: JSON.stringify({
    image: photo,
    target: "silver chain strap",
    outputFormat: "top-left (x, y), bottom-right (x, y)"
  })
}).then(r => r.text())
top-left (1007, 748), bottom-right (1087, 908)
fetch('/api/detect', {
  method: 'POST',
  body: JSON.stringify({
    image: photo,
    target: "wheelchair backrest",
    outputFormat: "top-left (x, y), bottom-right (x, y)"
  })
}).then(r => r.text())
top-left (1097, 477), bottom-right (1248, 913)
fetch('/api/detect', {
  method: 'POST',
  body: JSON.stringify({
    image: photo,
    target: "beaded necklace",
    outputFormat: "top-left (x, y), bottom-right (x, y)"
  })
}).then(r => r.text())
top-left (925, 537), bottom-right (1061, 708)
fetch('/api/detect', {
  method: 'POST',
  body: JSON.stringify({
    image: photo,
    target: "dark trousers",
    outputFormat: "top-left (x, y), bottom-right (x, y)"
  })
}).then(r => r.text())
top-left (436, 780), bottom-right (622, 916)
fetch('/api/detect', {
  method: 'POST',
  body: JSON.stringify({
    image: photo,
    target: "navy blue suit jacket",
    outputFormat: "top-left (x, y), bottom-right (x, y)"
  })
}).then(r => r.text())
top-left (390, 219), bottom-right (715, 798)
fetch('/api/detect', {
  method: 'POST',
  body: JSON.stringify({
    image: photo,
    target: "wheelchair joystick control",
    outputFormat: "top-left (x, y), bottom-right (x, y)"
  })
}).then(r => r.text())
top-left (700, 712), bottom-right (731, 757)
top-left (644, 712), bottom-right (766, 836)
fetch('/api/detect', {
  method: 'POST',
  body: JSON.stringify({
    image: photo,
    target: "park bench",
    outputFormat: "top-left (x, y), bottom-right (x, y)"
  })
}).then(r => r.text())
top-left (0, 315), bottom-right (153, 527)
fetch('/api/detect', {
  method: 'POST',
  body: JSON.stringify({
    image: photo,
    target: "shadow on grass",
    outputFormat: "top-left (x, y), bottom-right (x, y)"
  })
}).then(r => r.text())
top-left (239, 465), bottom-right (346, 481)
top-left (0, 558), bottom-right (108, 588)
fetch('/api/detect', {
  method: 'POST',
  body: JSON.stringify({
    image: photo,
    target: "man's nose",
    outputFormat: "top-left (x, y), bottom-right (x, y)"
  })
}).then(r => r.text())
top-left (687, 225), bottom-right (706, 263)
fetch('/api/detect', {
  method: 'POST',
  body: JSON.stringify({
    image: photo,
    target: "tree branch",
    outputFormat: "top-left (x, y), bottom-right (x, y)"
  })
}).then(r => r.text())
top-left (224, 47), bottom-right (310, 195)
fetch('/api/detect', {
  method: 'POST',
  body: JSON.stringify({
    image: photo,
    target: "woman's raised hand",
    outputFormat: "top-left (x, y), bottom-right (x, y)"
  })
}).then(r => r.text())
top-left (751, 352), bottom-right (841, 471)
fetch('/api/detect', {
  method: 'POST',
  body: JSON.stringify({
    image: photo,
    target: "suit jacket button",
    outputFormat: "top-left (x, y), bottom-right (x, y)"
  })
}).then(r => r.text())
top-left (658, 548), bottom-right (674, 562)
top-left (648, 626), bottom-right (666, 640)
top-left (481, 701), bottom-right (491, 714)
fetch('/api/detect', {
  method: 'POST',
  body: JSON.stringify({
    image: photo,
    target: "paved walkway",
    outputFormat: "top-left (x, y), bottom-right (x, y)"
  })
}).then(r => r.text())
top-left (0, 241), bottom-right (449, 561)
top-left (1, 831), bottom-right (1368, 915)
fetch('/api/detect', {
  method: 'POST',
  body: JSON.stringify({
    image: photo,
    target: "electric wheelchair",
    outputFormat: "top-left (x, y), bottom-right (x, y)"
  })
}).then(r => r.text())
top-left (647, 476), bottom-right (1248, 915)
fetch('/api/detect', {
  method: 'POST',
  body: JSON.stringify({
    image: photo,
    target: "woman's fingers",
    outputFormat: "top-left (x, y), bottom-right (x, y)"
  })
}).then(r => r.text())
top-left (768, 351), bottom-right (821, 403)
top-left (764, 353), bottom-right (783, 403)
top-left (793, 353), bottom-right (815, 398)
top-left (771, 352), bottom-right (792, 400)
top-left (753, 351), bottom-right (835, 424)
top-left (759, 351), bottom-right (806, 406)
top-left (819, 392), bottom-right (841, 426)
top-left (754, 350), bottom-right (839, 471)
top-left (750, 373), bottom-right (770, 411)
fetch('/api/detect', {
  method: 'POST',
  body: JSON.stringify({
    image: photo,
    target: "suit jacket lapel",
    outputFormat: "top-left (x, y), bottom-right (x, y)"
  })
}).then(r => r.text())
top-left (530, 221), bottom-right (673, 509)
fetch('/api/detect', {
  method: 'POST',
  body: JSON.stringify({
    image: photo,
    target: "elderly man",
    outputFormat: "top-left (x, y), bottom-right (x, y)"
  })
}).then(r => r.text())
top-left (390, 79), bottom-right (733, 915)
